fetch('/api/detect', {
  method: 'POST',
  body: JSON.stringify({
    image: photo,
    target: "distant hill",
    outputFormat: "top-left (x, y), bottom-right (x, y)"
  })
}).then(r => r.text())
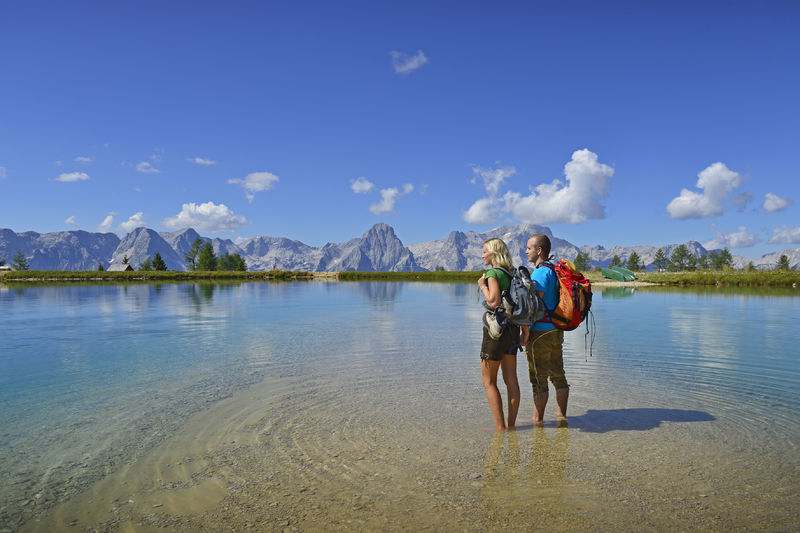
top-left (1, 224), bottom-right (798, 271)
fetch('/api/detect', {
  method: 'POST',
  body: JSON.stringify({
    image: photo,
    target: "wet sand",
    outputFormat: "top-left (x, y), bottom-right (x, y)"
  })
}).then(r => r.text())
top-left (20, 373), bottom-right (800, 532)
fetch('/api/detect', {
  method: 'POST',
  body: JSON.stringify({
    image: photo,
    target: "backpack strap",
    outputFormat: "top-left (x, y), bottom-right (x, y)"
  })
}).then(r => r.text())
top-left (491, 266), bottom-right (512, 291)
top-left (533, 261), bottom-right (556, 323)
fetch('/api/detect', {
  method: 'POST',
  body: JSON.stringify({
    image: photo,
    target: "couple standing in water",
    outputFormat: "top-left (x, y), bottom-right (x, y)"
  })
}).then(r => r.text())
top-left (477, 234), bottom-right (569, 431)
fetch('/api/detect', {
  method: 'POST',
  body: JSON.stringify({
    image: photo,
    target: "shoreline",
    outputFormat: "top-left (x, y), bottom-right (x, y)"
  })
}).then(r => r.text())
top-left (2, 269), bottom-right (798, 287)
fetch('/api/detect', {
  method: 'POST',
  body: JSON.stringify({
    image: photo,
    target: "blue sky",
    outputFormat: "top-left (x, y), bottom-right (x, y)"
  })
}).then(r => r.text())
top-left (1, 1), bottom-right (798, 258)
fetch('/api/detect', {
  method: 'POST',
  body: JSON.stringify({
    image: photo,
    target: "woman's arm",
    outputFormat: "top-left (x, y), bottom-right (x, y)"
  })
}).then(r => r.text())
top-left (478, 273), bottom-right (502, 308)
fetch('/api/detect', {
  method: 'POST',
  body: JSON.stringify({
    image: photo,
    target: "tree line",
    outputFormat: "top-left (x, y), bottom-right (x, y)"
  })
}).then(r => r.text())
top-left (95, 238), bottom-right (248, 272)
top-left (572, 246), bottom-right (793, 272)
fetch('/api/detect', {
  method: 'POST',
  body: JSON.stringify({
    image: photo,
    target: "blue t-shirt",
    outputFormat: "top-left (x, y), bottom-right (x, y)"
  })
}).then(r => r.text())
top-left (531, 261), bottom-right (558, 331)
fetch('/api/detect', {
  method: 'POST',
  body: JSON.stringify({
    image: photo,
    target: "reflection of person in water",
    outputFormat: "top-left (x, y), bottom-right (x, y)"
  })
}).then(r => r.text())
top-left (481, 431), bottom-right (521, 522)
top-left (529, 426), bottom-right (569, 492)
top-left (477, 238), bottom-right (521, 432)
top-left (481, 427), bottom-right (570, 527)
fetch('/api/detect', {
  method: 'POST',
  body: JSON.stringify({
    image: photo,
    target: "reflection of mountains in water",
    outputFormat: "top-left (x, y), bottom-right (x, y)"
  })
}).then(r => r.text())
top-left (358, 282), bottom-right (403, 305)
top-left (601, 286), bottom-right (636, 299)
top-left (357, 281), bottom-right (473, 307)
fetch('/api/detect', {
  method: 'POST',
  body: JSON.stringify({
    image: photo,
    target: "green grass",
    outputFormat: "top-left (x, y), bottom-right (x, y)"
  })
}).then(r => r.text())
top-left (586, 269), bottom-right (799, 287)
top-left (2, 268), bottom-right (798, 287)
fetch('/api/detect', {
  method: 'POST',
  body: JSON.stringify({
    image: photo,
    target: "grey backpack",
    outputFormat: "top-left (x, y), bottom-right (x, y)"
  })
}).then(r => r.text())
top-left (493, 266), bottom-right (545, 326)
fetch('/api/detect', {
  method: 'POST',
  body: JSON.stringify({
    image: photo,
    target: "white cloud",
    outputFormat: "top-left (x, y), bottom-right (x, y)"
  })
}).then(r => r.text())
top-left (74, 156), bottom-right (93, 163)
top-left (356, 179), bottom-right (415, 215)
top-left (463, 197), bottom-right (500, 225)
top-left (136, 161), bottom-right (161, 173)
top-left (369, 188), bottom-right (400, 215)
top-left (351, 177), bottom-right (375, 194)
top-left (0, 166), bottom-right (6, 179)
top-left (227, 171), bottom-right (279, 203)
top-left (119, 212), bottom-right (146, 233)
top-left (56, 172), bottom-right (90, 182)
top-left (98, 215), bottom-right (115, 232)
top-left (162, 201), bottom-right (249, 232)
top-left (470, 165), bottom-right (516, 196)
top-left (390, 49), bottom-right (429, 74)
top-left (463, 149), bottom-right (614, 225)
top-left (769, 225), bottom-right (800, 244)
top-left (703, 226), bottom-right (760, 249)
top-left (188, 157), bottom-right (217, 165)
top-left (666, 162), bottom-right (742, 219)
top-left (763, 192), bottom-right (793, 213)
top-left (54, 160), bottom-right (63, 167)
top-left (65, 215), bottom-right (79, 227)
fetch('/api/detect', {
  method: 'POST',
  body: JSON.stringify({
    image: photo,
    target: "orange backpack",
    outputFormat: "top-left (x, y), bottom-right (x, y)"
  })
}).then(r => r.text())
top-left (539, 259), bottom-right (592, 331)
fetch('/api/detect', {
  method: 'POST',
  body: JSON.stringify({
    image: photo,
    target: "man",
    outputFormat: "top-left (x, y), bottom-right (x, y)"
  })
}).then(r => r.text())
top-left (521, 234), bottom-right (568, 426)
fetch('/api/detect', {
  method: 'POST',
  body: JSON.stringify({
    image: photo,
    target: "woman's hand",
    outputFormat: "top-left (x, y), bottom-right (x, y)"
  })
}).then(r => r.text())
top-left (520, 326), bottom-right (530, 346)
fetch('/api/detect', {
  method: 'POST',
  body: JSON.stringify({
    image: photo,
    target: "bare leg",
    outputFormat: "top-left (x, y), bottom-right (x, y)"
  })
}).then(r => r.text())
top-left (555, 386), bottom-right (569, 420)
top-left (481, 360), bottom-right (506, 431)
top-left (500, 354), bottom-right (520, 430)
top-left (533, 390), bottom-right (548, 426)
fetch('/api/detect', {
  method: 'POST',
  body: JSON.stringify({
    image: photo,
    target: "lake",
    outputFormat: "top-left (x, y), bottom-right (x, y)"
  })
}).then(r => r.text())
top-left (1, 281), bottom-right (798, 531)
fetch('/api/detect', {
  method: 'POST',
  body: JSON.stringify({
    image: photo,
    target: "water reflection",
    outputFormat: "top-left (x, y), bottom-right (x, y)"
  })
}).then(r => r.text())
top-left (357, 281), bottom-right (403, 307)
top-left (601, 286), bottom-right (636, 299)
top-left (481, 427), bottom-right (570, 523)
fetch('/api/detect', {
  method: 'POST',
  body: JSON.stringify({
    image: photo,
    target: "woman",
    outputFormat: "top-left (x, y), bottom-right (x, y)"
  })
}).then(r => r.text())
top-left (477, 238), bottom-right (521, 431)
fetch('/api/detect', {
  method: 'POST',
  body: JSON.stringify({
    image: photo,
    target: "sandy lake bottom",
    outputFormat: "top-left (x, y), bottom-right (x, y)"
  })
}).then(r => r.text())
top-left (2, 282), bottom-right (799, 531)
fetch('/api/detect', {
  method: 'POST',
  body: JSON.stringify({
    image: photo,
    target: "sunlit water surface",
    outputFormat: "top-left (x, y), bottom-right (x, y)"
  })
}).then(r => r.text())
top-left (1, 282), bottom-right (798, 531)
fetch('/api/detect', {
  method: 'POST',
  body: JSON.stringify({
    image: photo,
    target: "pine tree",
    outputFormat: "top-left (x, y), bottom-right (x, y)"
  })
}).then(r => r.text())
top-left (122, 255), bottom-right (129, 265)
top-left (776, 254), bottom-right (791, 271)
top-left (697, 253), bottom-right (710, 270)
top-left (610, 254), bottom-right (622, 267)
top-left (653, 248), bottom-right (668, 271)
top-left (235, 254), bottom-right (247, 271)
top-left (12, 250), bottom-right (29, 271)
top-left (138, 257), bottom-right (153, 271)
top-left (626, 251), bottom-right (642, 271)
top-left (710, 248), bottom-right (733, 270)
top-left (686, 253), bottom-right (697, 271)
top-left (218, 253), bottom-right (235, 271)
top-left (185, 238), bottom-right (203, 271)
top-left (152, 252), bottom-right (168, 271)
top-left (573, 251), bottom-right (591, 272)
top-left (670, 244), bottom-right (691, 271)
top-left (97, 263), bottom-right (104, 271)
top-left (197, 243), bottom-right (217, 271)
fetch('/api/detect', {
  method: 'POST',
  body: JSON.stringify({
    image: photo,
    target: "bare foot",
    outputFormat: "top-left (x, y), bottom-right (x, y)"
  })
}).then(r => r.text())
top-left (532, 418), bottom-right (544, 428)
top-left (556, 417), bottom-right (568, 428)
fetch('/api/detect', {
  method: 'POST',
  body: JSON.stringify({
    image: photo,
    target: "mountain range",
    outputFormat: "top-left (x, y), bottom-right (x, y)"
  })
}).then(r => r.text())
top-left (1, 223), bottom-right (798, 272)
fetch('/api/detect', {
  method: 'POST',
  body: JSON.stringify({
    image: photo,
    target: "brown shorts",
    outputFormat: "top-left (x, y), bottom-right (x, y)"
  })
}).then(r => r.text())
top-left (525, 329), bottom-right (567, 393)
top-left (480, 325), bottom-right (520, 361)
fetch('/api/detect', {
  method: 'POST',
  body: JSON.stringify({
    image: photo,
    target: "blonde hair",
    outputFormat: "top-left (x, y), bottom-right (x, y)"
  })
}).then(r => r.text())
top-left (483, 238), bottom-right (513, 271)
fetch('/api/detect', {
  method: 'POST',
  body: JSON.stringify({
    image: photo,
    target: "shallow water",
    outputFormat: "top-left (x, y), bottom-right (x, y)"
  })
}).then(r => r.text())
top-left (1, 282), bottom-right (799, 531)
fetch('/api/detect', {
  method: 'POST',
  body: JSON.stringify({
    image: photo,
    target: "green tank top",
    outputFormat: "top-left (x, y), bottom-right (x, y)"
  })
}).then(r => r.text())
top-left (485, 267), bottom-right (511, 292)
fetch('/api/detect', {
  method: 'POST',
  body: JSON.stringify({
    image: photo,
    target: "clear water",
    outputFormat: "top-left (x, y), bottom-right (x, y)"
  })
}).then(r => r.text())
top-left (1, 282), bottom-right (798, 531)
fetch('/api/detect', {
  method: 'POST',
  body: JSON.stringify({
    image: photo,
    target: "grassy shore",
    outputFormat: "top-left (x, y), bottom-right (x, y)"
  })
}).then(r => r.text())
top-left (597, 270), bottom-right (800, 287)
top-left (1, 268), bottom-right (798, 287)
